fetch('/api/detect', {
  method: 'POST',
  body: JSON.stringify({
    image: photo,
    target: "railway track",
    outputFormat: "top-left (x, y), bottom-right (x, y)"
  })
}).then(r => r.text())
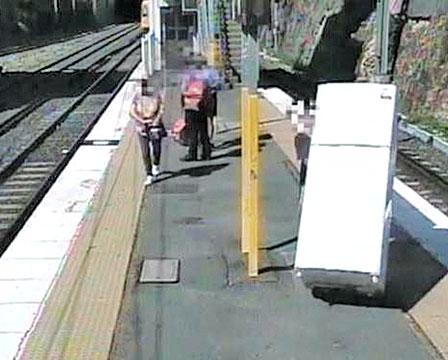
top-left (0, 24), bottom-right (134, 58)
top-left (0, 35), bottom-right (141, 255)
top-left (0, 24), bottom-right (138, 74)
top-left (0, 24), bottom-right (140, 136)
top-left (397, 138), bottom-right (448, 214)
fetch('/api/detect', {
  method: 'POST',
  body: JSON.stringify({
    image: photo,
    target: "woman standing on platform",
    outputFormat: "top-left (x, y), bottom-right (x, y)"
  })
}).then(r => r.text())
top-left (130, 81), bottom-right (166, 185)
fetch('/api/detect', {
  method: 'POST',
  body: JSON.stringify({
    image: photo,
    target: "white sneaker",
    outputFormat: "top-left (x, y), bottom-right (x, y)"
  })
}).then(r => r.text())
top-left (144, 175), bottom-right (153, 186)
top-left (152, 165), bottom-right (161, 177)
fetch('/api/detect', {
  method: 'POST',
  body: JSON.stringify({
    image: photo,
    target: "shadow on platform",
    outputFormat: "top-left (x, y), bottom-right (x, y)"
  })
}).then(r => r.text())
top-left (309, 223), bottom-right (447, 311)
top-left (211, 134), bottom-right (272, 160)
top-left (152, 163), bottom-right (230, 184)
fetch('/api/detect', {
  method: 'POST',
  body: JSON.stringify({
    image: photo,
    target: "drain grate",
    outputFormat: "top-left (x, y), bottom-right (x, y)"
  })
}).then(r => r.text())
top-left (150, 182), bottom-right (198, 194)
top-left (172, 216), bottom-right (204, 225)
top-left (139, 259), bottom-right (180, 283)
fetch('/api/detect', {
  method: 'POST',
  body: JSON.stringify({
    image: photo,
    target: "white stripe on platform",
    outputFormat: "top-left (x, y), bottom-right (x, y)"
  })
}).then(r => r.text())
top-left (393, 178), bottom-right (448, 230)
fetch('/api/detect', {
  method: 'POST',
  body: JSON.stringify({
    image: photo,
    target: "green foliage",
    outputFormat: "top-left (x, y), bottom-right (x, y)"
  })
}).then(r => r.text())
top-left (408, 111), bottom-right (448, 139)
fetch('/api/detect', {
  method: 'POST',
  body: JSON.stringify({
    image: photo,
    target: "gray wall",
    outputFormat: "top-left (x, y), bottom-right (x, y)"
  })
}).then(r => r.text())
top-left (0, 0), bottom-right (116, 47)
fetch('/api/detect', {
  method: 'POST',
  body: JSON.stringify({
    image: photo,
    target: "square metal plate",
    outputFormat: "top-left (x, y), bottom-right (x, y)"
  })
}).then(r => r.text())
top-left (139, 259), bottom-right (180, 283)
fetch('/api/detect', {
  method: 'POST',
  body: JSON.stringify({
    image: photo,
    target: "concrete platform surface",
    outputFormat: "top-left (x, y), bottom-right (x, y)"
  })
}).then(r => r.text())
top-left (111, 93), bottom-right (436, 359)
top-left (266, 118), bottom-right (448, 360)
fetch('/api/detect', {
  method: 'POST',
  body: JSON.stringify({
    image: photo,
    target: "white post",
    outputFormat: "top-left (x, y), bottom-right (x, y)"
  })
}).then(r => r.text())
top-left (148, 0), bottom-right (155, 74)
top-left (53, 0), bottom-right (59, 14)
top-left (154, 0), bottom-right (162, 71)
top-left (375, 0), bottom-right (390, 82)
top-left (92, 0), bottom-right (98, 17)
top-left (198, 8), bottom-right (204, 55)
top-left (193, 35), bottom-right (199, 55)
top-left (273, 2), bottom-right (279, 52)
top-left (141, 36), bottom-right (147, 78)
top-left (142, 32), bottom-right (153, 78)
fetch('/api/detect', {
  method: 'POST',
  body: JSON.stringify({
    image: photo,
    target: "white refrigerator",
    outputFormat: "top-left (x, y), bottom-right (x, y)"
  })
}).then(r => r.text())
top-left (294, 83), bottom-right (398, 296)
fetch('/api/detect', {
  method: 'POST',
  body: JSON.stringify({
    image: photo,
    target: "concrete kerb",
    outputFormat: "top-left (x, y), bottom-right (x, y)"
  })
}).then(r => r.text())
top-left (399, 115), bottom-right (448, 155)
top-left (409, 275), bottom-right (448, 360)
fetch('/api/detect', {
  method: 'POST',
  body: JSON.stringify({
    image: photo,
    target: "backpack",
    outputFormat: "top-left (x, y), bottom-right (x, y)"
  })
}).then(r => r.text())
top-left (182, 79), bottom-right (207, 111)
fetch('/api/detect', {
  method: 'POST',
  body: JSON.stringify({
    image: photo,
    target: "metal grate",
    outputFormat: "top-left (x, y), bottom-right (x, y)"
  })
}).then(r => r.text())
top-left (172, 216), bottom-right (204, 225)
top-left (150, 182), bottom-right (199, 194)
top-left (139, 259), bottom-right (180, 283)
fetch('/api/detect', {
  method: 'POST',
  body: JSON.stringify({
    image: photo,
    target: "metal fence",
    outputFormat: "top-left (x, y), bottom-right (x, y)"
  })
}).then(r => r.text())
top-left (408, 0), bottom-right (448, 17)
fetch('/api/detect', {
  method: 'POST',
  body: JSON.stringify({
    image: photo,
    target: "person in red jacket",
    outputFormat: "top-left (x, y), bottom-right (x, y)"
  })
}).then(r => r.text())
top-left (180, 73), bottom-right (211, 161)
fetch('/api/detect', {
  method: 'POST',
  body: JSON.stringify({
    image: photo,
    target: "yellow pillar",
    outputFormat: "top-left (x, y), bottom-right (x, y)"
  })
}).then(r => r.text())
top-left (248, 94), bottom-right (260, 277)
top-left (207, 40), bottom-right (214, 66)
top-left (207, 39), bottom-right (221, 67)
top-left (241, 88), bottom-right (250, 254)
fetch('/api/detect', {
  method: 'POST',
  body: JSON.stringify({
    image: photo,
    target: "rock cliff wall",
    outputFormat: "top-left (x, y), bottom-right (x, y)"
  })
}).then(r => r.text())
top-left (263, 1), bottom-right (448, 127)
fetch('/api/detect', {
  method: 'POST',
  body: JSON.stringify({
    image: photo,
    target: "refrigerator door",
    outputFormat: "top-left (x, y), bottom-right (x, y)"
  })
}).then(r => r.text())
top-left (312, 83), bottom-right (397, 147)
top-left (295, 145), bottom-right (392, 275)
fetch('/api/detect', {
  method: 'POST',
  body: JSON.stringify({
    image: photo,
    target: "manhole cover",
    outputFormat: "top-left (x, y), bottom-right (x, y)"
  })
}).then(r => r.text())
top-left (150, 183), bottom-right (198, 194)
top-left (172, 216), bottom-right (204, 225)
top-left (139, 259), bottom-right (180, 283)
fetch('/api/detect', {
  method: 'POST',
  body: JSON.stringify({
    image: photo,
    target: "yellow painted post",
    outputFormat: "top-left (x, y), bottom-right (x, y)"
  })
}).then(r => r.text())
top-left (207, 40), bottom-right (215, 66)
top-left (241, 88), bottom-right (250, 254)
top-left (214, 39), bottom-right (222, 67)
top-left (248, 94), bottom-right (259, 277)
top-left (208, 39), bottom-right (222, 68)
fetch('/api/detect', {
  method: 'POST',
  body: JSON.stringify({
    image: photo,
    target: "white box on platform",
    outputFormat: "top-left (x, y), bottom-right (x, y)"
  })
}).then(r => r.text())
top-left (294, 82), bottom-right (398, 296)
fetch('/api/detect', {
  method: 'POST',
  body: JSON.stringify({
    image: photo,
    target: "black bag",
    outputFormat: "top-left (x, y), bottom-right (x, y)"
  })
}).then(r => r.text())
top-left (146, 124), bottom-right (167, 141)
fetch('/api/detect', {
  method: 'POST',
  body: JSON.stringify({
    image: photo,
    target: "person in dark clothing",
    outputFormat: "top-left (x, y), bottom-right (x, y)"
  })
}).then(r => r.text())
top-left (184, 109), bottom-right (211, 160)
top-left (180, 74), bottom-right (211, 161)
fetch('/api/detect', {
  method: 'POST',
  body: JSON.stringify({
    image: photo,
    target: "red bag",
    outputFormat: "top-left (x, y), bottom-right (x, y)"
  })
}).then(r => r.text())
top-left (171, 118), bottom-right (189, 146)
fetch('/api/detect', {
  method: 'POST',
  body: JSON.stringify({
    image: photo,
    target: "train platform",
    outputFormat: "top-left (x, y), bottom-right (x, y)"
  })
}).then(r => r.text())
top-left (109, 91), bottom-right (436, 359)
top-left (0, 48), bottom-right (447, 359)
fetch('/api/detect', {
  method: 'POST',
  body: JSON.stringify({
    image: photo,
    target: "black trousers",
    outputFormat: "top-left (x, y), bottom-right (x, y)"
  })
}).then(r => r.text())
top-left (208, 92), bottom-right (217, 140)
top-left (138, 132), bottom-right (161, 175)
top-left (185, 109), bottom-right (211, 159)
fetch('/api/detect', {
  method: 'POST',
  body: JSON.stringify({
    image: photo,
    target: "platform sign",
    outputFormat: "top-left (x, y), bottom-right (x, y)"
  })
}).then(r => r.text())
top-left (182, 0), bottom-right (198, 12)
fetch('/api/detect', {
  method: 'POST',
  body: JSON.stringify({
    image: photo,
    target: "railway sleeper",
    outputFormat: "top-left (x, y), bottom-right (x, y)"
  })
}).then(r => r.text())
top-left (1, 180), bottom-right (42, 187)
top-left (0, 213), bottom-right (17, 221)
top-left (8, 173), bottom-right (48, 181)
top-left (0, 204), bottom-right (23, 213)
top-left (18, 167), bottom-right (54, 174)
top-left (0, 195), bottom-right (29, 203)
top-left (0, 187), bottom-right (35, 194)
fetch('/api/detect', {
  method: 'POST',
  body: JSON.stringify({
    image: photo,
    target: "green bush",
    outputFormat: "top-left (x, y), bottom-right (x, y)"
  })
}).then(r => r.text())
top-left (408, 111), bottom-right (448, 139)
